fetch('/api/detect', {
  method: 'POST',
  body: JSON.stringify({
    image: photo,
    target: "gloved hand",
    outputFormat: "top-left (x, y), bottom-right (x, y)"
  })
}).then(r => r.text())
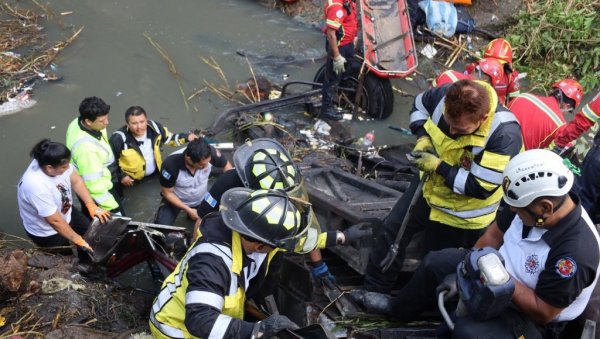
top-left (74, 237), bottom-right (94, 255)
top-left (332, 54), bottom-right (346, 75)
top-left (413, 135), bottom-right (435, 154)
top-left (252, 314), bottom-right (299, 338)
top-left (311, 261), bottom-right (336, 284)
top-left (410, 151), bottom-right (442, 172)
top-left (436, 273), bottom-right (458, 302)
top-left (85, 201), bottom-right (111, 223)
top-left (340, 223), bottom-right (373, 245)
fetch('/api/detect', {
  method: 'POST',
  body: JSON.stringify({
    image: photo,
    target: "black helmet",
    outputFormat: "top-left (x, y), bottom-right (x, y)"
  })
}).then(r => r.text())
top-left (233, 138), bottom-right (301, 191)
top-left (220, 188), bottom-right (319, 253)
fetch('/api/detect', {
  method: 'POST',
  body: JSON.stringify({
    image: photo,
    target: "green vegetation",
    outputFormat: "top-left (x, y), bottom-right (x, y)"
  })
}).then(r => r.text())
top-left (506, 0), bottom-right (600, 91)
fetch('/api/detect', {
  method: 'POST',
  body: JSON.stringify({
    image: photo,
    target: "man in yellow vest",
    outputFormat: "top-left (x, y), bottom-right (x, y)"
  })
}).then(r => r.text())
top-left (108, 105), bottom-right (198, 197)
top-left (150, 188), bottom-right (318, 338)
top-left (363, 80), bottom-right (523, 293)
top-left (66, 96), bottom-right (123, 216)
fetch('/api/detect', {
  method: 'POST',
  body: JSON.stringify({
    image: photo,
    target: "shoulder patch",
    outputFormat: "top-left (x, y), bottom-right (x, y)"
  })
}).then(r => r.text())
top-left (161, 169), bottom-right (172, 180)
top-left (336, 9), bottom-right (344, 18)
top-left (204, 192), bottom-right (217, 207)
top-left (556, 257), bottom-right (577, 278)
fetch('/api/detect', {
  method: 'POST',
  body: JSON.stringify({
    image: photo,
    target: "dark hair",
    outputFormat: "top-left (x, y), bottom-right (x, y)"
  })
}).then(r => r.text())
top-left (445, 80), bottom-right (490, 123)
top-left (552, 88), bottom-right (576, 109)
top-left (125, 106), bottom-right (147, 122)
top-left (30, 139), bottom-right (71, 167)
top-left (185, 138), bottom-right (212, 163)
top-left (79, 96), bottom-right (110, 122)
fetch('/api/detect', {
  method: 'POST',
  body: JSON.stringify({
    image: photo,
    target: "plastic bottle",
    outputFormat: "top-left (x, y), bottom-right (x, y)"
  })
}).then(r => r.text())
top-left (363, 130), bottom-right (375, 146)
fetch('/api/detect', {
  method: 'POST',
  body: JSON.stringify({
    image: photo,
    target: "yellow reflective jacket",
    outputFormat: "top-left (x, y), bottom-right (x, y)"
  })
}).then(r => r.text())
top-left (109, 120), bottom-right (188, 181)
top-left (65, 118), bottom-right (118, 210)
top-left (409, 81), bottom-right (523, 229)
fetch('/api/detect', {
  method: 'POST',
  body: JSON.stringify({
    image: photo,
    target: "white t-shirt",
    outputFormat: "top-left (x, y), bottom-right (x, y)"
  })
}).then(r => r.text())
top-left (136, 133), bottom-right (156, 176)
top-left (17, 159), bottom-right (74, 237)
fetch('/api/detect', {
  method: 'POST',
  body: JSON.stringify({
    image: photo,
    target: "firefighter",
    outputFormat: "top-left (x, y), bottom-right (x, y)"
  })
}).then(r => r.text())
top-left (195, 138), bottom-right (371, 284)
top-left (553, 91), bottom-right (600, 153)
top-left (464, 57), bottom-right (520, 106)
top-left (319, 0), bottom-right (358, 121)
top-left (478, 38), bottom-right (522, 105)
top-left (508, 79), bottom-right (584, 150)
top-left (432, 70), bottom-right (472, 88)
top-left (65, 96), bottom-right (123, 215)
top-left (109, 106), bottom-right (198, 197)
top-left (149, 188), bottom-right (317, 338)
top-left (353, 149), bottom-right (600, 339)
top-left (363, 79), bottom-right (522, 293)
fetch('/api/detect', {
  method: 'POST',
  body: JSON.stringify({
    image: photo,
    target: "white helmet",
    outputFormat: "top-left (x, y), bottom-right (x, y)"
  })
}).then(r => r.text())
top-left (502, 149), bottom-right (573, 208)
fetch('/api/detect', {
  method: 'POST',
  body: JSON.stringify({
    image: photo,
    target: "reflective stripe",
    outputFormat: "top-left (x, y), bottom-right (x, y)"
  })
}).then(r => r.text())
top-left (95, 191), bottom-right (114, 204)
top-left (453, 168), bottom-right (469, 194)
top-left (470, 162), bottom-right (504, 185)
top-left (81, 171), bottom-right (104, 181)
top-left (186, 291), bottom-right (224, 309)
top-left (208, 314), bottom-right (233, 339)
top-left (473, 111), bottom-right (518, 156)
top-left (446, 71), bottom-right (459, 83)
top-left (582, 104), bottom-right (600, 123)
top-left (519, 94), bottom-right (563, 126)
top-left (70, 135), bottom-right (115, 166)
top-left (410, 93), bottom-right (430, 124)
top-left (326, 19), bottom-right (341, 28)
top-left (431, 98), bottom-right (446, 124)
top-left (436, 202), bottom-right (499, 218)
top-left (114, 130), bottom-right (128, 150)
top-left (150, 310), bottom-right (185, 338)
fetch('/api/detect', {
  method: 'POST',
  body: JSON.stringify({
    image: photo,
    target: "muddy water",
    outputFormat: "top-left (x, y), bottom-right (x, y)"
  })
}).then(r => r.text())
top-left (0, 0), bottom-right (415, 237)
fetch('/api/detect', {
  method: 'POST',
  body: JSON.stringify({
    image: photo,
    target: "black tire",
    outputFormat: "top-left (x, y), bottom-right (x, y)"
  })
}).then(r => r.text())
top-left (312, 61), bottom-right (394, 120)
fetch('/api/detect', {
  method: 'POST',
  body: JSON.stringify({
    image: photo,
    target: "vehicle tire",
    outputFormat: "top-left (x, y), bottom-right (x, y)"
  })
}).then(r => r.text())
top-left (312, 61), bottom-right (394, 120)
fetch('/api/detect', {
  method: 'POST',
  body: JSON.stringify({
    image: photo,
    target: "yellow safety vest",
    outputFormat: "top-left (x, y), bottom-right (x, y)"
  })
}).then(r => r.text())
top-left (150, 230), bottom-right (270, 338)
top-left (421, 82), bottom-right (518, 229)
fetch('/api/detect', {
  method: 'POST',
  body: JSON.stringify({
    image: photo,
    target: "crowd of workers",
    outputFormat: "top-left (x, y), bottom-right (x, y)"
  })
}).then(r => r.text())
top-left (13, 0), bottom-right (600, 338)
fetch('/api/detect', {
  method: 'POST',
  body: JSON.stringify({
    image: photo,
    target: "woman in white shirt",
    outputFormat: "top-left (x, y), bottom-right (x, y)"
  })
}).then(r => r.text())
top-left (17, 139), bottom-right (111, 254)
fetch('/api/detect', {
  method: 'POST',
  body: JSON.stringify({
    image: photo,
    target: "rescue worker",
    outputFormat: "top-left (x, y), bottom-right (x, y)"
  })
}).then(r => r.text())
top-left (464, 57), bottom-right (520, 106)
top-left (353, 149), bottom-right (600, 339)
top-left (149, 188), bottom-right (314, 338)
top-left (319, 0), bottom-right (358, 121)
top-left (363, 79), bottom-right (523, 293)
top-left (508, 79), bottom-right (584, 150)
top-left (432, 70), bottom-right (472, 87)
top-left (553, 91), bottom-right (600, 152)
top-left (17, 139), bottom-right (110, 254)
top-left (154, 138), bottom-right (233, 225)
top-left (108, 106), bottom-right (198, 197)
top-left (195, 138), bottom-right (371, 283)
top-left (66, 96), bottom-right (123, 215)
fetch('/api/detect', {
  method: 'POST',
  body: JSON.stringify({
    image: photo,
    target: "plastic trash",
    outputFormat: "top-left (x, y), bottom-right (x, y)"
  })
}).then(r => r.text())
top-left (419, 0), bottom-right (458, 38)
top-left (314, 119), bottom-right (331, 136)
top-left (363, 130), bottom-right (375, 146)
top-left (0, 91), bottom-right (37, 118)
top-left (421, 44), bottom-right (438, 59)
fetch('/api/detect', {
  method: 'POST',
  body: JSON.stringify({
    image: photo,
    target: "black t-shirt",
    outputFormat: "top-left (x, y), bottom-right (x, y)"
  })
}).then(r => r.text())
top-left (197, 169), bottom-right (243, 218)
top-left (159, 147), bottom-right (228, 188)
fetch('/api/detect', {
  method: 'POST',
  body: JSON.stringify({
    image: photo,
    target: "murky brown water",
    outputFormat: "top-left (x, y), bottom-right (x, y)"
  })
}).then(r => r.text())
top-left (0, 0), bottom-right (416, 237)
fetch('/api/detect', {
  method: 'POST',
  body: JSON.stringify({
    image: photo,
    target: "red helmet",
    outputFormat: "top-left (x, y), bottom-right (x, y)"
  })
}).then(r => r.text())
top-left (473, 58), bottom-right (505, 87)
top-left (484, 38), bottom-right (513, 64)
top-left (552, 79), bottom-right (583, 108)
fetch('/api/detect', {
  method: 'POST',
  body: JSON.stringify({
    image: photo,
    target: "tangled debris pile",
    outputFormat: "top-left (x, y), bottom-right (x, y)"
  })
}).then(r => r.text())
top-left (0, 235), bottom-right (153, 338)
top-left (0, 2), bottom-right (82, 116)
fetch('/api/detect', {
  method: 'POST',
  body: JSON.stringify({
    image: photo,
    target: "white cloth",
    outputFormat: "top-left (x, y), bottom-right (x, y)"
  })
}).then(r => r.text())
top-left (135, 133), bottom-right (156, 176)
top-left (17, 160), bottom-right (74, 237)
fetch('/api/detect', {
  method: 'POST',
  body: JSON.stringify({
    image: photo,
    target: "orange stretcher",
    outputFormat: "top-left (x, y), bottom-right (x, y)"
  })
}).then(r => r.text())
top-left (359, 0), bottom-right (418, 78)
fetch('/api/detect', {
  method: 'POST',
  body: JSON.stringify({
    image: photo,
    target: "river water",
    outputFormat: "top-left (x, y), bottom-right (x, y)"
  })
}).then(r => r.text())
top-left (0, 0), bottom-right (416, 237)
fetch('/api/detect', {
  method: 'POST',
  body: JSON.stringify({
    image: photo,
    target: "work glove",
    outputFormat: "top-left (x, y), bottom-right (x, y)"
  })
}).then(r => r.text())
top-left (311, 261), bottom-right (336, 285)
top-left (85, 201), bottom-right (112, 223)
top-left (251, 314), bottom-right (299, 338)
top-left (413, 135), bottom-right (435, 154)
top-left (332, 54), bottom-right (346, 75)
top-left (340, 223), bottom-right (373, 245)
top-left (410, 151), bottom-right (442, 173)
top-left (74, 237), bottom-right (94, 255)
top-left (436, 273), bottom-right (458, 302)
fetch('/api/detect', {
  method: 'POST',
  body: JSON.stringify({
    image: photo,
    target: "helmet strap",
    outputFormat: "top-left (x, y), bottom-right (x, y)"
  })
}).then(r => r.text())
top-left (523, 196), bottom-right (566, 228)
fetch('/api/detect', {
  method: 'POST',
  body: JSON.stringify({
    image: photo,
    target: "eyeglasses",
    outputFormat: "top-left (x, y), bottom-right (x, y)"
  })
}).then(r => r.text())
top-left (56, 184), bottom-right (72, 214)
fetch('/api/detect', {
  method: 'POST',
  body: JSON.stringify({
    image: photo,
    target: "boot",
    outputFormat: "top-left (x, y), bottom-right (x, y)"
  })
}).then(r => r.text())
top-left (350, 289), bottom-right (394, 315)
